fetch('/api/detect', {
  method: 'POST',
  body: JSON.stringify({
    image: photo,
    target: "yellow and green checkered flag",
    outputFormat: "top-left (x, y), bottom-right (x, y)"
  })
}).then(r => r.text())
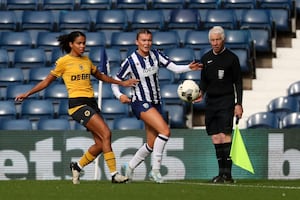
top-left (230, 118), bottom-right (255, 174)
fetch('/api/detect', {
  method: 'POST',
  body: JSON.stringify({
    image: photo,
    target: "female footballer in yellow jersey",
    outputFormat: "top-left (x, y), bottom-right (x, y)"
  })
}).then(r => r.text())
top-left (15, 31), bottom-right (139, 184)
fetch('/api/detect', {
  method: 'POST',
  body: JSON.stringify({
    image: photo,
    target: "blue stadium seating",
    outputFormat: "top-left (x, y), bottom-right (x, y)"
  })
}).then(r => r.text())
top-left (0, 68), bottom-right (24, 86)
top-left (281, 112), bottom-right (300, 128)
top-left (164, 47), bottom-right (196, 65)
top-left (151, 0), bottom-right (186, 9)
top-left (4, 0), bottom-right (39, 10)
top-left (79, 0), bottom-right (112, 10)
top-left (159, 67), bottom-right (175, 85)
top-left (246, 111), bottom-right (280, 128)
top-left (184, 30), bottom-right (210, 51)
top-left (131, 10), bottom-right (165, 31)
top-left (267, 96), bottom-right (299, 121)
top-left (42, 0), bottom-right (75, 10)
top-left (13, 48), bottom-right (47, 69)
top-left (187, 0), bottom-right (221, 9)
top-left (202, 9), bottom-right (238, 30)
top-left (0, 32), bottom-right (33, 51)
top-left (167, 9), bottom-right (200, 30)
top-left (287, 80), bottom-right (300, 101)
top-left (221, 0), bottom-right (257, 9)
top-left (36, 32), bottom-right (60, 52)
top-left (94, 10), bottom-right (128, 31)
top-left (0, 11), bottom-right (18, 32)
top-left (21, 11), bottom-right (55, 32)
top-left (0, 119), bottom-right (33, 130)
top-left (0, 100), bottom-right (17, 119)
top-left (101, 99), bottom-right (129, 120)
top-left (163, 104), bottom-right (186, 128)
top-left (6, 84), bottom-right (40, 100)
top-left (179, 70), bottom-right (201, 85)
top-left (0, 49), bottom-right (10, 68)
top-left (20, 99), bottom-right (55, 120)
top-left (85, 32), bottom-right (106, 52)
top-left (37, 118), bottom-right (71, 130)
top-left (44, 83), bottom-right (68, 101)
top-left (58, 10), bottom-right (92, 32)
top-left (113, 117), bottom-right (144, 130)
top-left (115, 0), bottom-right (148, 9)
top-left (152, 31), bottom-right (180, 50)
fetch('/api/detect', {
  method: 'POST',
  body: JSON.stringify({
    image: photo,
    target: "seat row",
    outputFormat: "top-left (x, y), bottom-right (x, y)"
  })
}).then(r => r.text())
top-left (0, 117), bottom-right (144, 131)
top-left (0, 8), bottom-right (292, 34)
top-left (247, 80), bottom-right (300, 129)
top-left (0, 0), bottom-right (296, 13)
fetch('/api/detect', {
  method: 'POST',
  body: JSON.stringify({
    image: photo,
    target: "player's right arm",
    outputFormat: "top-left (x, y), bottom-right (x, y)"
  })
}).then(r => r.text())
top-left (15, 74), bottom-right (57, 102)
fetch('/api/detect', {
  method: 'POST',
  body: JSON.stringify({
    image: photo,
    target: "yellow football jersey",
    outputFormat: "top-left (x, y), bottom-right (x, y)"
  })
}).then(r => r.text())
top-left (51, 54), bottom-right (97, 98)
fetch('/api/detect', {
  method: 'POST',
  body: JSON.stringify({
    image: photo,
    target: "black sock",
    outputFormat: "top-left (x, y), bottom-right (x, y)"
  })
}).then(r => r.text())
top-left (214, 144), bottom-right (225, 176)
top-left (223, 142), bottom-right (232, 178)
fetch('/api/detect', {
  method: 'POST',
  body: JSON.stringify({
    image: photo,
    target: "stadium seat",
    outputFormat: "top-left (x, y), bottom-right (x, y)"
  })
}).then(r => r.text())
top-left (268, 9), bottom-right (295, 35)
top-left (106, 48), bottom-right (123, 67)
top-left (98, 83), bottom-right (114, 99)
top-left (0, 119), bottom-right (32, 130)
top-left (37, 118), bottom-right (71, 130)
top-left (0, 11), bottom-right (18, 32)
top-left (20, 99), bottom-right (55, 120)
top-left (164, 47), bottom-right (196, 65)
top-left (21, 11), bottom-right (55, 32)
top-left (152, 31), bottom-right (180, 50)
top-left (167, 9), bottom-right (200, 30)
top-left (221, 0), bottom-right (257, 9)
top-left (57, 99), bottom-right (70, 119)
top-left (4, 0), bottom-right (39, 10)
top-left (101, 99), bottom-right (129, 120)
top-left (79, 0), bottom-right (112, 9)
top-left (0, 32), bottom-right (32, 51)
top-left (159, 67), bottom-right (175, 85)
top-left (115, 0), bottom-right (148, 9)
top-left (110, 32), bottom-right (136, 52)
top-left (239, 9), bottom-right (276, 56)
top-left (94, 10), bottom-right (128, 31)
top-left (281, 112), bottom-right (300, 129)
top-left (0, 100), bottom-right (17, 119)
top-left (113, 117), bottom-right (144, 130)
top-left (6, 84), bottom-right (40, 100)
top-left (151, 0), bottom-right (186, 9)
top-left (246, 111), bottom-right (279, 128)
top-left (202, 9), bottom-right (238, 30)
top-left (28, 67), bottom-right (54, 84)
top-left (287, 80), bottom-right (300, 101)
top-left (179, 70), bottom-right (201, 85)
top-left (0, 49), bottom-right (10, 68)
top-left (49, 48), bottom-right (65, 66)
top-left (184, 30), bottom-right (210, 51)
top-left (89, 47), bottom-right (110, 68)
top-left (42, 0), bottom-right (75, 10)
top-left (187, 0), bottom-right (221, 8)
top-left (36, 32), bottom-right (61, 52)
top-left (13, 48), bottom-right (47, 69)
top-left (163, 104), bottom-right (186, 128)
top-left (267, 96), bottom-right (299, 121)
top-left (131, 10), bottom-right (165, 31)
top-left (85, 32), bottom-right (106, 52)
top-left (0, 68), bottom-right (24, 87)
top-left (44, 83), bottom-right (68, 101)
top-left (160, 83), bottom-right (183, 105)
top-left (230, 49), bottom-right (253, 75)
top-left (58, 10), bottom-right (92, 32)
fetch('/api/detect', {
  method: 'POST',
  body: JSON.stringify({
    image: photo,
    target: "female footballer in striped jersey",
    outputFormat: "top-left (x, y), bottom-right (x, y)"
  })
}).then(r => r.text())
top-left (111, 29), bottom-right (202, 183)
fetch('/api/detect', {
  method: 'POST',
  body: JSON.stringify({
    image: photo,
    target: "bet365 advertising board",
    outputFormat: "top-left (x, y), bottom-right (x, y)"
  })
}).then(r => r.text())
top-left (0, 129), bottom-right (299, 181)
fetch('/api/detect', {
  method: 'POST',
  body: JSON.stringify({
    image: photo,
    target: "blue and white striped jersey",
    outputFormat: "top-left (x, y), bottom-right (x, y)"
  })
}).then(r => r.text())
top-left (116, 49), bottom-right (172, 104)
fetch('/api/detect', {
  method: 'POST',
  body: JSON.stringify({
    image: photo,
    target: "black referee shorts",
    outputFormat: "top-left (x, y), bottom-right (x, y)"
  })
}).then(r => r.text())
top-left (204, 95), bottom-right (235, 135)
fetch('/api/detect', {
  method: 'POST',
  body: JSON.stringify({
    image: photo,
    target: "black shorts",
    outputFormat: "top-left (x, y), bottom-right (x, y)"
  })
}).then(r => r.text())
top-left (71, 105), bottom-right (98, 126)
top-left (205, 95), bottom-right (235, 135)
top-left (131, 101), bottom-right (162, 119)
top-left (69, 97), bottom-right (100, 126)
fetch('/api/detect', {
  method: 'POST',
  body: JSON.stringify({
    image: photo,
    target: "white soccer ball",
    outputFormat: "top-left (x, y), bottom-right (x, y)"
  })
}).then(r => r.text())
top-left (177, 80), bottom-right (200, 102)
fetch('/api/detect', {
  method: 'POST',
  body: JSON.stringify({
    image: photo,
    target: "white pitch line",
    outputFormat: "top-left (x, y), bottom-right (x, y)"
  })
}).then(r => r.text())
top-left (168, 181), bottom-right (300, 190)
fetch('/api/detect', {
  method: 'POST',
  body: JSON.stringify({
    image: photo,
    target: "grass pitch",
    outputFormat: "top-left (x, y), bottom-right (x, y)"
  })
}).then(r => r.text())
top-left (1, 179), bottom-right (299, 200)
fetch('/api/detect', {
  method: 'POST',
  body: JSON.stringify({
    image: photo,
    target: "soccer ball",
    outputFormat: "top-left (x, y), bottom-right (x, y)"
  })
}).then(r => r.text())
top-left (177, 80), bottom-right (200, 102)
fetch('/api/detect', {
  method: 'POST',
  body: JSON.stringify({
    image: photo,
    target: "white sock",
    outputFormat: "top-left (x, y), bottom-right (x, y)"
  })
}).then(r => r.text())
top-left (129, 143), bottom-right (152, 169)
top-left (152, 134), bottom-right (169, 170)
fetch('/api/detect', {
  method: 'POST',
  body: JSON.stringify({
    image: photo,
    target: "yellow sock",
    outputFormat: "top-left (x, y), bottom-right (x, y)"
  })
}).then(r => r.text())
top-left (78, 151), bottom-right (96, 168)
top-left (104, 152), bottom-right (117, 174)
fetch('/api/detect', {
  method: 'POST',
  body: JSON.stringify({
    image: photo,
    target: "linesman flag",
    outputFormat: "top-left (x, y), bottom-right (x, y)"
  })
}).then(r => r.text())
top-left (98, 47), bottom-right (109, 75)
top-left (230, 118), bottom-right (255, 174)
